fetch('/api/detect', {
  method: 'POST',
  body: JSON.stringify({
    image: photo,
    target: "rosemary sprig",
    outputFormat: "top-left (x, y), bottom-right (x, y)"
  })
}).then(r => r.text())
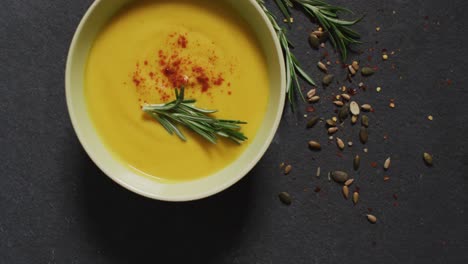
top-left (257, 0), bottom-right (316, 108)
top-left (274, 0), bottom-right (362, 60)
top-left (142, 87), bottom-right (248, 144)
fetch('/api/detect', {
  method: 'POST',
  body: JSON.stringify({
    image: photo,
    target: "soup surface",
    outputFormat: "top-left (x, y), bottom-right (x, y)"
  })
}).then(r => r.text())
top-left (85, 0), bottom-right (270, 182)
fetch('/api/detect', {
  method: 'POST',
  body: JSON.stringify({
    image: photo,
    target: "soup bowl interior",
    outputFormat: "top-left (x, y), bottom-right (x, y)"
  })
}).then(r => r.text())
top-left (66, 0), bottom-right (285, 201)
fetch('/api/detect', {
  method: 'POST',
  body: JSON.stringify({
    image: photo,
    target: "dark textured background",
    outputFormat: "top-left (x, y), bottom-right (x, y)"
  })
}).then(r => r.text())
top-left (1, 0), bottom-right (468, 263)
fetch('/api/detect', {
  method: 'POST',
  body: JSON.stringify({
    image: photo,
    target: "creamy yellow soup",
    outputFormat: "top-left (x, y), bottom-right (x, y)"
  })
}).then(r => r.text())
top-left (85, 0), bottom-right (269, 182)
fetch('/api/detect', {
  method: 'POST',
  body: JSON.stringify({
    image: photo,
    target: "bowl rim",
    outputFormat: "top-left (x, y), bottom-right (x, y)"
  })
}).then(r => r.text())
top-left (65, 0), bottom-right (286, 201)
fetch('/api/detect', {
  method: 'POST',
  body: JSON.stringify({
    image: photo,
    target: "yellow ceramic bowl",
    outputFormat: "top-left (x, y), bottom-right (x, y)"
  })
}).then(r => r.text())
top-left (66, 0), bottom-right (286, 201)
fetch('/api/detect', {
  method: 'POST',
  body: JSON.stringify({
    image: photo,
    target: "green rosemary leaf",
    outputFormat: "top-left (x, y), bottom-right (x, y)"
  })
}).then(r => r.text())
top-left (143, 87), bottom-right (247, 144)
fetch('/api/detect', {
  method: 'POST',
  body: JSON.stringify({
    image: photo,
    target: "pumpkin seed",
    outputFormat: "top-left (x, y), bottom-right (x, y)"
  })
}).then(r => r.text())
top-left (384, 157), bottom-right (391, 170)
top-left (326, 119), bottom-right (337, 127)
top-left (351, 115), bottom-right (358, 124)
top-left (423, 152), bottom-right (433, 166)
top-left (341, 93), bottom-right (351, 101)
top-left (366, 214), bottom-right (377, 224)
top-left (361, 67), bottom-right (375, 76)
top-left (317, 61), bottom-right (328, 72)
top-left (279, 192), bottom-right (292, 205)
top-left (284, 164), bottom-right (292, 175)
top-left (306, 116), bottom-right (320, 128)
top-left (333, 101), bottom-right (344, 107)
top-left (316, 167), bottom-right (321, 177)
top-left (342, 186), bottom-right (350, 199)
top-left (339, 104), bottom-right (349, 121)
top-left (353, 192), bottom-right (359, 204)
top-left (307, 88), bottom-right (316, 99)
top-left (352, 61), bottom-right (359, 71)
top-left (350, 101), bottom-right (360, 115)
top-left (361, 104), bottom-right (372, 111)
top-left (308, 140), bottom-right (322, 150)
top-left (322, 74), bottom-right (334, 86)
top-left (328, 127), bottom-right (338, 134)
top-left (361, 115), bottom-right (369, 127)
top-left (309, 96), bottom-right (320, 103)
top-left (354, 155), bottom-right (360, 170)
top-left (344, 179), bottom-right (354, 186)
top-left (360, 127), bottom-right (368, 144)
top-left (309, 33), bottom-right (320, 49)
top-left (336, 137), bottom-right (345, 150)
top-left (331, 171), bottom-right (349, 183)
top-left (348, 65), bottom-right (356, 75)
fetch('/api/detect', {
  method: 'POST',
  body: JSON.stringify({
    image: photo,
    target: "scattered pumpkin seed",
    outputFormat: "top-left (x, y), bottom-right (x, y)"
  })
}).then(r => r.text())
top-left (376, 86), bottom-right (382, 92)
top-left (361, 104), bottom-right (372, 111)
top-left (366, 214), bottom-right (377, 224)
top-left (328, 127), bottom-right (338, 134)
top-left (316, 167), bottom-right (321, 177)
top-left (354, 155), bottom-right (360, 170)
top-left (348, 141), bottom-right (353, 147)
top-left (308, 33), bottom-right (320, 49)
top-left (284, 164), bottom-right (292, 175)
top-left (382, 54), bottom-right (388, 60)
top-left (423, 152), bottom-right (433, 166)
top-left (351, 61), bottom-right (359, 71)
top-left (307, 88), bottom-right (316, 99)
top-left (339, 104), bottom-right (349, 121)
top-left (361, 67), bottom-right (375, 76)
top-left (326, 119), bottom-right (337, 127)
top-left (353, 192), bottom-right (359, 204)
top-left (348, 65), bottom-right (356, 75)
top-left (336, 137), bottom-right (345, 150)
top-left (344, 179), bottom-right (354, 186)
top-left (308, 140), bottom-right (322, 150)
top-left (306, 116), bottom-right (320, 128)
top-left (389, 102), bottom-right (395, 108)
top-left (342, 186), bottom-right (350, 199)
top-left (428, 115), bottom-right (433, 121)
top-left (360, 127), bottom-right (368, 144)
top-left (341, 93), bottom-right (351, 101)
top-left (331, 171), bottom-right (349, 183)
top-left (333, 100), bottom-right (344, 107)
top-left (322, 74), bottom-right (334, 86)
top-left (309, 96), bottom-right (320, 103)
top-left (361, 115), bottom-right (369, 127)
top-left (279, 192), bottom-right (292, 205)
top-left (317, 61), bottom-right (328, 72)
top-left (384, 157), bottom-right (391, 170)
top-left (350, 101), bottom-right (360, 115)
top-left (351, 115), bottom-right (358, 124)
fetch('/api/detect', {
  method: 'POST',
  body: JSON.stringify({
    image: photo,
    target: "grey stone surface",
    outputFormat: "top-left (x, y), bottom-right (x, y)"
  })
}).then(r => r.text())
top-left (1, 0), bottom-right (468, 263)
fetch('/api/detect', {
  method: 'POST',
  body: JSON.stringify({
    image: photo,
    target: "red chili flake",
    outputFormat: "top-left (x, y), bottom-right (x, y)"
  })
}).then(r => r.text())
top-left (372, 66), bottom-right (379, 71)
top-left (177, 35), bottom-right (188, 48)
top-left (347, 88), bottom-right (358, 95)
top-left (314, 187), bottom-right (321, 193)
top-left (383, 175), bottom-right (390, 181)
top-left (393, 202), bottom-right (399, 207)
top-left (383, 134), bottom-right (389, 140)
top-left (424, 16), bottom-right (429, 20)
top-left (306, 106), bottom-right (315, 112)
top-left (371, 162), bottom-right (378, 168)
top-left (227, 91), bottom-right (232, 95)
top-left (446, 79), bottom-right (452, 86)
top-left (367, 55), bottom-right (373, 62)
top-left (393, 193), bottom-right (398, 200)
top-left (355, 187), bottom-right (360, 193)
top-left (367, 207), bottom-right (372, 212)
top-left (336, 152), bottom-right (343, 158)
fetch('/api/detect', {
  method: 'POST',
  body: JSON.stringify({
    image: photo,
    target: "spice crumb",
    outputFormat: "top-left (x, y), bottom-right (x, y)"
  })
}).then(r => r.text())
top-left (376, 87), bottom-right (382, 92)
top-left (428, 115), bottom-right (433, 121)
top-left (376, 26), bottom-right (381, 32)
top-left (389, 102), bottom-right (395, 108)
